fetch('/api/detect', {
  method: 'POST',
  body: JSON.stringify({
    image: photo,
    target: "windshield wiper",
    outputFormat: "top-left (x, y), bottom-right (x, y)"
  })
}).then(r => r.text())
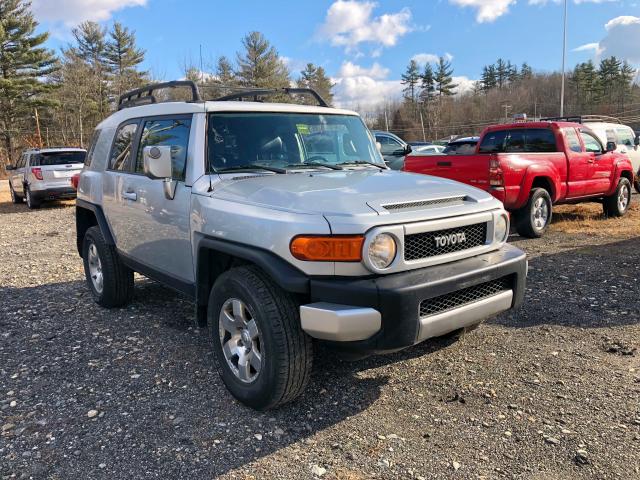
top-left (285, 162), bottom-right (343, 170)
top-left (337, 160), bottom-right (387, 169)
top-left (217, 164), bottom-right (287, 174)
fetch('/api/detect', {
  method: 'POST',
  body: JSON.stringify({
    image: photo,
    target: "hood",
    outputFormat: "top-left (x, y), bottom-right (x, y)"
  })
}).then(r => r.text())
top-left (212, 169), bottom-right (499, 218)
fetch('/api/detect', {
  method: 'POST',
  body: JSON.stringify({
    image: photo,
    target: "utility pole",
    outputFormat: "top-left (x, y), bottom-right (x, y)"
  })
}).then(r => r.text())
top-left (502, 104), bottom-right (511, 123)
top-left (384, 106), bottom-right (389, 132)
top-left (560, 0), bottom-right (567, 117)
top-left (199, 44), bottom-right (204, 86)
top-left (34, 108), bottom-right (42, 148)
top-left (419, 110), bottom-right (426, 142)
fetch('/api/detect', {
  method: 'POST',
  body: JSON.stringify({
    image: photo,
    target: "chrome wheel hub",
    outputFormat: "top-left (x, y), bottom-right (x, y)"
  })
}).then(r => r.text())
top-left (531, 197), bottom-right (549, 230)
top-left (87, 243), bottom-right (104, 294)
top-left (618, 184), bottom-right (629, 211)
top-left (219, 298), bottom-right (262, 383)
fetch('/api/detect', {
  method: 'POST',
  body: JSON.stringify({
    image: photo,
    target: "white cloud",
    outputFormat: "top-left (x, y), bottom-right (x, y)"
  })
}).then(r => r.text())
top-left (317, 1), bottom-right (412, 54)
top-left (572, 16), bottom-right (640, 65)
top-left (412, 52), bottom-right (454, 65)
top-left (448, 0), bottom-right (516, 23)
top-left (32, 0), bottom-right (147, 26)
top-left (338, 61), bottom-right (389, 79)
top-left (573, 42), bottom-right (604, 55)
top-left (453, 76), bottom-right (478, 94)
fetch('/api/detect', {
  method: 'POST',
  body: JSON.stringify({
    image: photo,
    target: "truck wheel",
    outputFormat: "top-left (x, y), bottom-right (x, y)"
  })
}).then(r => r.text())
top-left (208, 265), bottom-right (312, 410)
top-left (9, 183), bottom-right (22, 204)
top-left (633, 178), bottom-right (640, 195)
top-left (82, 226), bottom-right (134, 308)
top-left (603, 177), bottom-right (632, 218)
top-left (25, 187), bottom-right (41, 209)
top-left (514, 188), bottom-right (552, 238)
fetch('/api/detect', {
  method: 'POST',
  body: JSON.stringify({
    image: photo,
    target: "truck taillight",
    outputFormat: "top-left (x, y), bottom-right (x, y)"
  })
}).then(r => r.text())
top-left (489, 157), bottom-right (503, 187)
top-left (31, 167), bottom-right (43, 180)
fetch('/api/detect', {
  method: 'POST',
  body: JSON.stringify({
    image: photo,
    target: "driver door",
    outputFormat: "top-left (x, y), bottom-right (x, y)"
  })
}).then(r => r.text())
top-left (579, 130), bottom-right (613, 196)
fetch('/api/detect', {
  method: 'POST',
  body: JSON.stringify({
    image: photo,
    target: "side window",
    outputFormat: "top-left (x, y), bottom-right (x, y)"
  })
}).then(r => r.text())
top-left (16, 154), bottom-right (24, 168)
top-left (479, 130), bottom-right (508, 153)
top-left (505, 131), bottom-right (526, 152)
top-left (379, 136), bottom-right (402, 155)
top-left (616, 128), bottom-right (634, 148)
top-left (85, 129), bottom-right (101, 167)
top-left (109, 123), bottom-right (138, 171)
top-left (135, 117), bottom-right (192, 181)
top-left (523, 129), bottom-right (557, 152)
top-left (605, 129), bottom-right (617, 144)
top-left (563, 128), bottom-right (582, 153)
top-left (580, 131), bottom-right (602, 154)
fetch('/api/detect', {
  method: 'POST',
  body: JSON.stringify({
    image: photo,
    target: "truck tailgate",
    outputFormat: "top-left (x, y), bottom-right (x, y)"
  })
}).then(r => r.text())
top-left (403, 154), bottom-right (492, 190)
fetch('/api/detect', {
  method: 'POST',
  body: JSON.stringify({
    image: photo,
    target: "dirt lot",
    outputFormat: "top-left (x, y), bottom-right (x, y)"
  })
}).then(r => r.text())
top-left (1, 180), bottom-right (639, 480)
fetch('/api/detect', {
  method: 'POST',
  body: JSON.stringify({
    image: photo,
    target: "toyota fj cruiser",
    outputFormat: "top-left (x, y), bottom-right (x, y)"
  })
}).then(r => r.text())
top-left (75, 81), bottom-right (527, 410)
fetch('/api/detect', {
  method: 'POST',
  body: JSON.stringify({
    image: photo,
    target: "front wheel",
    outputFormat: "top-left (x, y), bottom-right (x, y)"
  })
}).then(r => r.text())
top-left (603, 177), bottom-right (632, 218)
top-left (25, 187), bottom-right (40, 209)
top-left (514, 188), bottom-right (553, 238)
top-left (208, 265), bottom-right (313, 410)
top-left (9, 183), bottom-right (22, 204)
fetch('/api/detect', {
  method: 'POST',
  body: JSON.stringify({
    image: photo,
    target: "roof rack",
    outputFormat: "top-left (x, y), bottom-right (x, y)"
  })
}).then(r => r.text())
top-left (215, 87), bottom-right (329, 107)
top-left (541, 115), bottom-right (621, 124)
top-left (118, 80), bottom-right (202, 110)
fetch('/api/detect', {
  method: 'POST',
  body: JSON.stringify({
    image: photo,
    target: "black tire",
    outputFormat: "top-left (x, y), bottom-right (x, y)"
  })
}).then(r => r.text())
top-left (634, 179), bottom-right (640, 195)
top-left (514, 188), bottom-right (553, 238)
top-left (25, 186), bottom-right (41, 209)
top-left (208, 265), bottom-right (313, 410)
top-left (82, 226), bottom-right (134, 308)
top-left (603, 177), bottom-right (632, 218)
top-left (9, 183), bottom-right (22, 204)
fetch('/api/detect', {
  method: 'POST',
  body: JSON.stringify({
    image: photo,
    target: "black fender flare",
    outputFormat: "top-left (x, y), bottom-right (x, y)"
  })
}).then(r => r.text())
top-left (75, 199), bottom-right (115, 255)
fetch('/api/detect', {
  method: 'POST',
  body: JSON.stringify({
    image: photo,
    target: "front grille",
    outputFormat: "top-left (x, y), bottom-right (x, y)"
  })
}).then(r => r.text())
top-left (419, 277), bottom-right (511, 318)
top-left (404, 222), bottom-right (487, 261)
top-left (383, 196), bottom-right (466, 212)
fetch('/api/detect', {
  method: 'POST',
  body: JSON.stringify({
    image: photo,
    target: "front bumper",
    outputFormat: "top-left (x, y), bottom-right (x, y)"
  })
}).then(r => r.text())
top-left (301, 244), bottom-right (526, 354)
top-left (32, 187), bottom-right (77, 201)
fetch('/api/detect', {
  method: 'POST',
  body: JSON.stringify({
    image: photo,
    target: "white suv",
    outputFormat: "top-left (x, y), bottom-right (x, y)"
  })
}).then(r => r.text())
top-left (75, 81), bottom-right (527, 410)
top-left (7, 147), bottom-right (86, 208)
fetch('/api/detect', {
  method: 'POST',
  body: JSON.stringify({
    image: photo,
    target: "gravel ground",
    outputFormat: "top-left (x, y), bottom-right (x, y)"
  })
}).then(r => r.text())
top-left (1, 180), bottom-right (639, 480)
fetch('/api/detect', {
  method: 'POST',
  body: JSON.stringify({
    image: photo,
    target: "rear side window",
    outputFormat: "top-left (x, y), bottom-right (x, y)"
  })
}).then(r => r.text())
top-left (616, 128), bottom-right (635, 148)
top-left (109, 122), bottom-right (138, 171)
top-left (479, 129), bottom-right (556, 153)
top-left (32, 151), bottom-right (86, 166)
top-left (85, 130), bottom-right (101, 166)
top-left (135, 117), bottom-right (192, 181)
top-left (562, 128), bottom-right (582, 153)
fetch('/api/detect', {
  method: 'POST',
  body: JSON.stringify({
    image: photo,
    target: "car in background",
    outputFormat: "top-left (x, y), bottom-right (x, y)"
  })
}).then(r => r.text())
top-left (410, 144), bottom-right (445, 155)
top-left (6, 147), bottom-right (86, 209)
top-left (372, 130), bottom-right (412, 170)
top-left (545, 116), bottom-right (640, 193)
top-left (443, 136), bottom-right (480, 155)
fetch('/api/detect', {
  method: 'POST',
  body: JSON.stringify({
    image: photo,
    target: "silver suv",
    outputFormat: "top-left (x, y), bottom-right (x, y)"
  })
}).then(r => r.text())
top-left (7, 147), bottom-right (86, 208)
top-left (75, 81), bottom-right (527, 410)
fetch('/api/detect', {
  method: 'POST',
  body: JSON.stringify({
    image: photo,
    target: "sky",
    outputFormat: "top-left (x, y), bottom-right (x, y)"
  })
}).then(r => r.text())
top-left (31, 0), bottom-right (640, 110)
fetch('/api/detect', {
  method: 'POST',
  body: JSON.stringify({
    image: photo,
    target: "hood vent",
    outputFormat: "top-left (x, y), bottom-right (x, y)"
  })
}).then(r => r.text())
top-left (382, 196), bottom-right (468, 212)
top-left (230, 174), bottom-right (269, 181)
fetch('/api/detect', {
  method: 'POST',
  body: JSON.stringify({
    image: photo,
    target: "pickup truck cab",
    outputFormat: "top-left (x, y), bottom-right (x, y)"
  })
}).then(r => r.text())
top-left (403, 121), bottom-right (634, 238)
top-left (75, 81), bottom-right (527, 410)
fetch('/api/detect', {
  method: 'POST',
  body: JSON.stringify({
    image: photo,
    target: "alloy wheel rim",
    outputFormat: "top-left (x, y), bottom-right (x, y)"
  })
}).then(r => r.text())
top-left (87, 243), bottom-right (104, 293)
top-left (531, 197), bottom-right (549, 231)
top-left (218, 298), bottom-right (262, 383)
top-left (618, 184), bottom-right (630, 212)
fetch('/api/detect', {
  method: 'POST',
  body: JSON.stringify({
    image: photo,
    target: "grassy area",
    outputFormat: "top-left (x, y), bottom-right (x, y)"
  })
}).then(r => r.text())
top-left (552, 199), bottom-right (640, 236)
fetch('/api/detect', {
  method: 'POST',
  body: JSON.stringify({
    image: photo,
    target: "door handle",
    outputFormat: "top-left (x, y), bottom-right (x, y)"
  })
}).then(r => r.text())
top-left (122, 190), bottom-right (137, 201)
top-left (437, 161), bottom-right (452, 167)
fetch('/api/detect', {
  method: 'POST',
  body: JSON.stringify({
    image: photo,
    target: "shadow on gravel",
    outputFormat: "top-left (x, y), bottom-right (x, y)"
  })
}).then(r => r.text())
top-left (0, 199), bottom-right (74, 214)
top-left (495, 236), bottom-right (640, 329)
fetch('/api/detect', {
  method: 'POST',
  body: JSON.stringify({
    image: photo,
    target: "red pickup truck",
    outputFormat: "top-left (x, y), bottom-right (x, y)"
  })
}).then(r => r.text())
top-left (403, 121), bottom-right (634, 238)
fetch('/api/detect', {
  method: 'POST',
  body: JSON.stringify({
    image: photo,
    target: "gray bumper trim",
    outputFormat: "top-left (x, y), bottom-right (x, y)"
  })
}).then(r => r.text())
top-left (300, 302), bottom-right (381, 341)
top-left (417, 290), bottom-right (513, 341)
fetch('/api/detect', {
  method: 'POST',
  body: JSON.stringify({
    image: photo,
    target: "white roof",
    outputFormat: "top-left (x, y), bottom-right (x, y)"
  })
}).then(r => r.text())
top-left (97, 100), bottom-right (359, 130)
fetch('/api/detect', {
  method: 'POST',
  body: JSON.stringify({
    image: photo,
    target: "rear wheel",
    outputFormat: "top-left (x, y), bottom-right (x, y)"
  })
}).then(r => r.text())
top-left (514, 188), bottom-right (552, 238)
top-left (208, 265), bottom-right (313, 410)
top-left (25, 187), bottom-right (41, 209)
top-left (634, 179), bottom-right (640, 195)
top-left (603, 177), bottom-right (631, 218)
top-left (82, 226), bottom-right (134, 307)
top-left (9, 183), bottom-right (22, 204)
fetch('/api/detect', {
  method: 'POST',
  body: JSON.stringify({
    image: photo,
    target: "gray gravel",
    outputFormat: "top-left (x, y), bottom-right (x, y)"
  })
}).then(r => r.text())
top-left (1, 188), bottom-right (639, 479)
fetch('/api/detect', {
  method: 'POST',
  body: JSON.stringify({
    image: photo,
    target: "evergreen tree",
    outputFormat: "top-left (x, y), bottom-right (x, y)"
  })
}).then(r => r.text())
top-left (235, 31), bottom-right (290, 89)
top-left (400, 59), bottom-right (420, 103)
top-left (481, 65), bottom-right (497, 92)
top-left (495, 58), bottom-right (508, 88)
top-left (419, 63), bottom-right (436, 103)
top-left (105, 21), bottom-right (146, 98)
top-left (506, 61), bottom-right (519, 83)
top-left (297, 63), bottom-right (334, 105)
top-left (598, 56), bottom-right (622, 103)
top-left (0, 0), bottom-right (57, 166)
top-left (520, 62), bottom-right (533, 80)
top-left (434, 56), bottom-right (457, 97)
top-left (216, 56), bottom-right (236, 86)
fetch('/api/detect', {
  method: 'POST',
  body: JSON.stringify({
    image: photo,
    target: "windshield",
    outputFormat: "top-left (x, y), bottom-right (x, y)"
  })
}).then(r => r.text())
top-left (207, 113), bottom-right (384, 171)
top-left (33, 151), bottom-right (86, 166)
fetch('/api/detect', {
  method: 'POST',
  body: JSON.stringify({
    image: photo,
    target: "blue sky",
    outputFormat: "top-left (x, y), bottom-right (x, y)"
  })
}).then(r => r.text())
top-left (32, 0), bottom-right (640, 109)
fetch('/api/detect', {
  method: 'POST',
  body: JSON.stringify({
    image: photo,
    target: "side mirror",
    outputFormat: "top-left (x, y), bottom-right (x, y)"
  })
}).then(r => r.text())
top-left (404, 144), bottom-right (412, 155)
top-left (5, 164), bottom-right (15, 171)
top-left (606, 141), bottom-right (617, 153)
top-left (143, 145), bottom-right (173, 179)
top-left (143, 145), bottom-right (176, 200)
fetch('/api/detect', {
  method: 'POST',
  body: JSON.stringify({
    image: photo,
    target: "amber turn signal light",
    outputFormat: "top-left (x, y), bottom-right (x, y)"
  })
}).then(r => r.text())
top-left (290, 235), bottom-right (364, 262)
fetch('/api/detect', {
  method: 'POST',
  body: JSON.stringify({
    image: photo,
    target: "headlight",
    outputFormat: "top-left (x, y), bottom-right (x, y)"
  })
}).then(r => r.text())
top-left (494, 214), bottom-right (509, 243)
top-left (368, 233), bottom-right (397, 269)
